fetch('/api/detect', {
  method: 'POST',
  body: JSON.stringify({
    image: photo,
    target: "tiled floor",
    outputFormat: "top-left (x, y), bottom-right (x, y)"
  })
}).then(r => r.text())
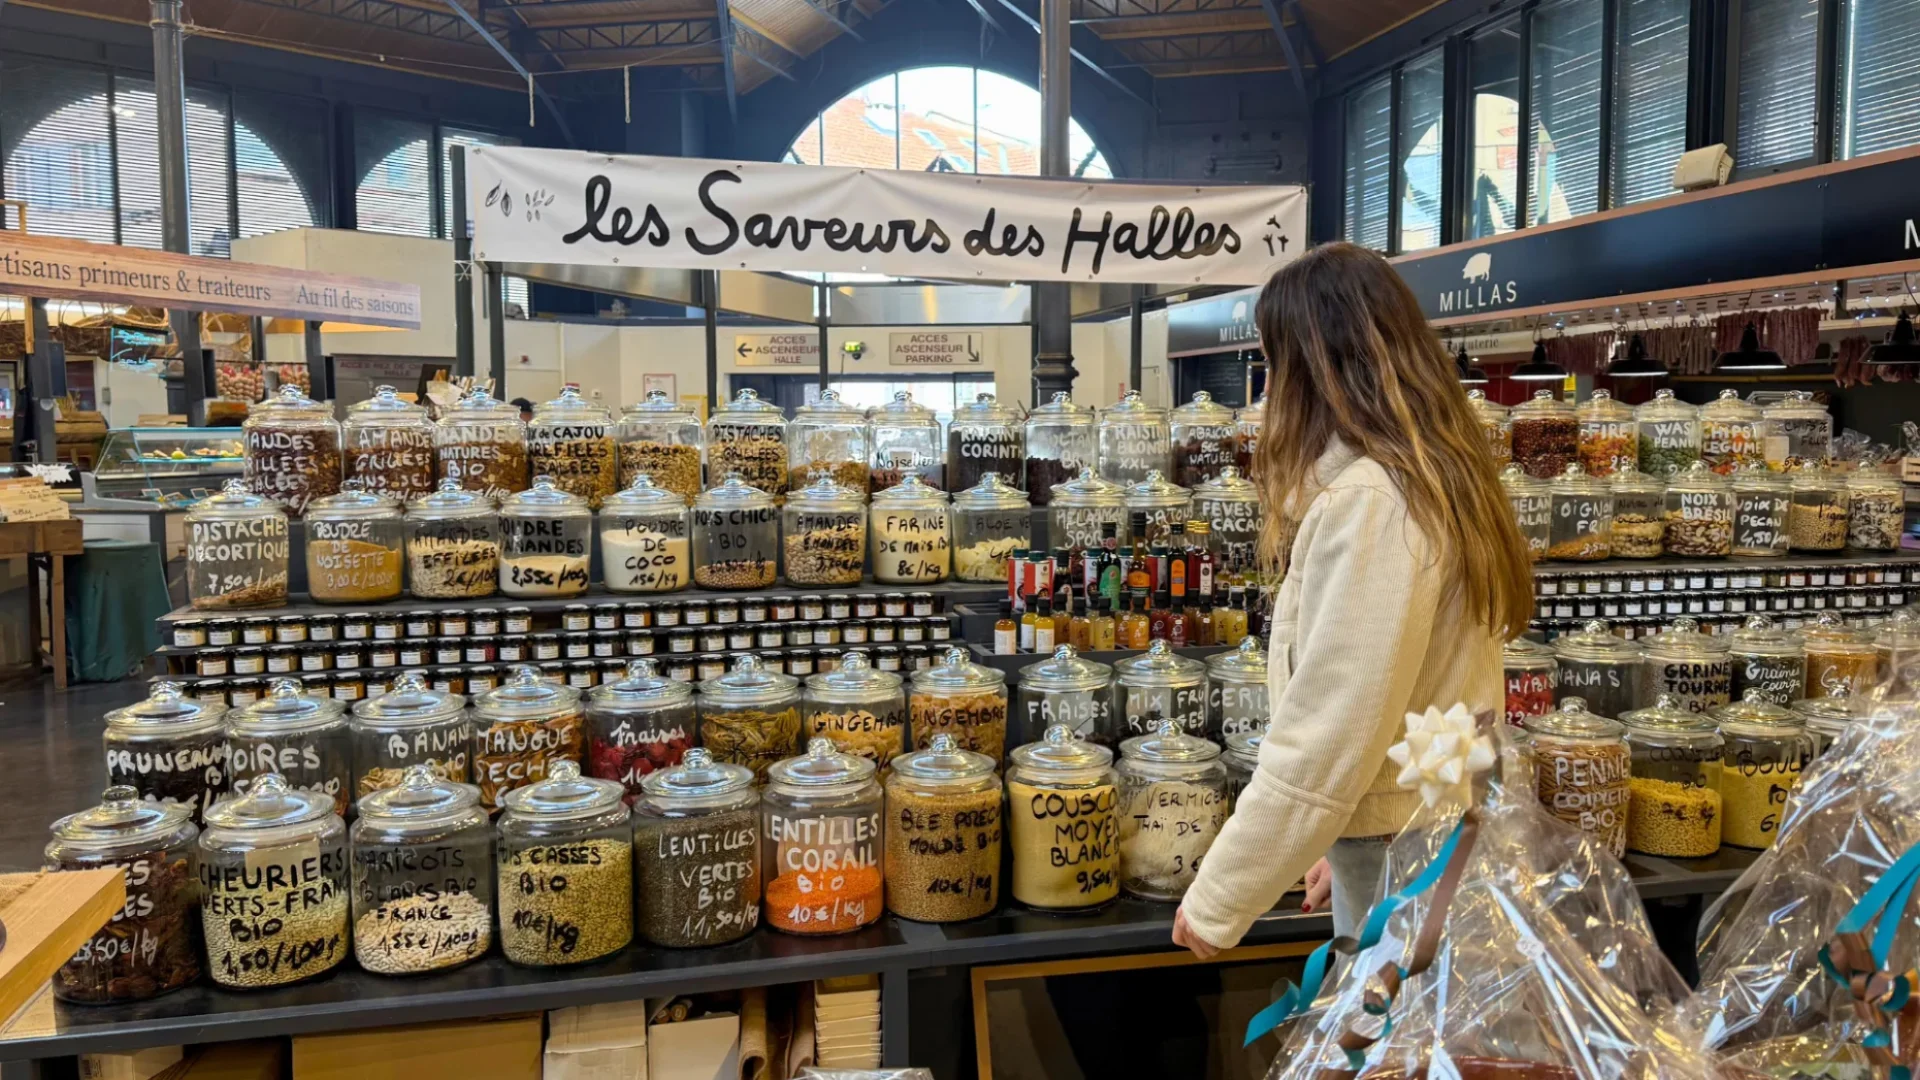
top-left (0, 675), bottom-right (150, 870)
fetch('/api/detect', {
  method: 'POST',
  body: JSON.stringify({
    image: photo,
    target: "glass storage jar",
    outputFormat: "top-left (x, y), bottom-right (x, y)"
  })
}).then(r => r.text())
top-left (1847, 464), bottom-right (1904, 550)
top-left (1524, 698), bottom-right (1629, 856)
top-left (1007, 725), bottom-right (1118, 911)
top-left (1874, 606), bottom-right (1920, 670)
top-left (185, 479), bottom-right (291, 610)
top-left (1467, 389), bottom-right (1512, 468)
top-left (1662, 460), bottom-right (1734, 558)
top-left (498, 476), bottom-right (592, 598)
top-left (243, 383), bottom-right (342, 518)
top-left (494, 760), bottom-right (633, 966)
top-left (1168, 391), bottom-right (1238, 488)
top-left (948, 392), bottom-right (1025, 493)
top-left (1125, 470), bottom-right (1195, 552)
top-left (1610, 470), bottom-right (1666, 558)
top-left (1618, 695), bottom-right (1724, 857)
top-left (1503, 636), bottom-right (1558, 727)
top-left (1049, 467), bottom-right (1129, 553)
top-left (1205, 635), bottom-right (1268, 741)
top-left (1553, 620), bottom-right (1643, 719)
top-left (1576, 390), bottom-right (1638, 477)
top-left (105, 682), bottom-right (228, 825)
top-left (1639, 617), bottom-right (1733, 714)
top-left (1016, 644), bottom-right (1117, 748)
top-left (783, 474), bottom-right (867, 587)
top-left (344, 385), bottom-right (437, 505)
top-left (885, 734), bottom-right (1002, 922)
top-left (587, 659), bottom-right (696, 802)
top-left (869, 473), bottom-right (951, 585)
top-left (1097, 389), bottom-right (1171, 487)
top-left (1192, 466), bottom-right (1260, 574)
top-left (632, 748), bottom-right (760, 947)
top-left (473, 666), bottom-right (585, 811)
top-left (1762, 389), bottom-right (1832, 470)
top-left (1801, 613), bottom-right (1878, 698)
top-left (1233, 394), bottom-right (1265, 475)
top-left (527, 386), bottom-right (618, 510)
top-left (1114, 638), bottom-right (1208, 738)
top-left (1788, 465), bottom-right (1850, 551)
top-left (616, 390), bottom-right (704, 504)
top-left (803, 650), bottom-right (907, 770)
top-left (435, 388), bottom-right (528, 500)
top-left (1700, 389), bottom-right (1765, 474)
top-left (1024, 391), bottom-right (1095, 505)
top-left (692, 471), bottom-right (780, 590)
top-left (1731, 464), bottom-right (1791, 557)
top-left (350, 765), bottom-right (493, 975)
top-left (349, 672), bottom-right (470, 797)
top-left (1635, 388), bottom-right (1702, 476)
top-left (1116, 719), bottom-right (1227, 901)
top-left (867, 390), bottom-right (944, 492)
top-left (762, 738), bottom-right (885, 935)
top-left (226, 677), bottom-right (351, 817)
top-left (46, 787), bottom-right (201, 1002)
top-left (403, 479), bottom-right (498, 600)
top-left (1547, 463), bottom-right (1612, 562)
top-left (782, 388), bottom-right (868, 496)
top-left (698, 653), bottom-right (803, 783)
top-left (304, 484), bottom-right (403, 604)
top-left (910, 645), bottom-right (1011, 762)
top-left (197, 774), bottom-right (349, 988)
top-left (593, 483), bottom-right (686, 599)
top-left (1728, 614), bottom-right (1805, 705)
top-left (1223, 724), bottom-right (1262, 810)
top-left (1510, 389), bottom-right (1577, 479)
top-left (1714, 691), bottom-right (1814, 849)
top-left (952, 472), bottom-right (1030, 584)
top-left (1792, 692), bottom-right (1857, 757)
top-left (1500, 465), bottom-right (1551, 560)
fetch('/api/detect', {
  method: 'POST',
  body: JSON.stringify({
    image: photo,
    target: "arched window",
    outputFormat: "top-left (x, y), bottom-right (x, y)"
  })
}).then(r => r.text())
top-left (785, 66), bottom-right (1112, 179)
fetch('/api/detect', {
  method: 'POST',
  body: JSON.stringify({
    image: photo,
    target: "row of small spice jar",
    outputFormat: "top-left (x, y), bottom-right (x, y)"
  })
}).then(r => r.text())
top-left (1534, 560), bottom-right (1920, 597)
top-left (1474, 387), bottom-right (1833, 480)
top-left (1531, 585), bottom-right (1907, 631)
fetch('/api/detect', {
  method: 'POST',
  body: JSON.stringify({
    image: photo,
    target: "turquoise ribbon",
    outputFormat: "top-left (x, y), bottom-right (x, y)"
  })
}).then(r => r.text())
top-left (1241, 817), bottom-right (1470, 1048)
top-left (1816, 839), bottom-right (1920, 1080)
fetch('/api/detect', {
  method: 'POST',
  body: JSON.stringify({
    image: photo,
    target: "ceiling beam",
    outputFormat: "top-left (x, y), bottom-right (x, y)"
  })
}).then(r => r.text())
top-left (792, 0), bottom-right (864, 40)
top-left (987, 0), bottom-right (1154, 108)
top-left (1283, 0), bottom-right (1321, 67)
top-left (238, 0), bottom-right (485, 45)
top-left (712, 0), bottom-right (739, 122)
top-left (956, 0), bottom-right (1011, 36)
top-left (729, 9), bottom-right (802, 55)
top-left (1115, 59), bottom-right (1285, 74)
top-left (443, 0), bottom-right (579, 143)
top-left (1258, 0), bottom-right (1307, 97)
top-left (1084, 14), bottom-right (1271, 39)
top-left (498, 0), bottom-right (707, 10)
top-left (730, 18), bottom-right (799, 79)
top-left (534, 17), bottom-right (717, 51)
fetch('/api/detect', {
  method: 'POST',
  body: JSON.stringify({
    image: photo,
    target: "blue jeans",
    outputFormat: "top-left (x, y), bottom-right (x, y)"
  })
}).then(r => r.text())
top-left (1325, 836), bottom-right (1390, 940)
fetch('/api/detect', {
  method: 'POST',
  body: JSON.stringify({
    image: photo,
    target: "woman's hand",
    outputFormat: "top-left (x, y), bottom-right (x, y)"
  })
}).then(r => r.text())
top-left (1301, 858), bottom-right (1332, 914)
top-left (1172, 906), bottom-right (1221, 960)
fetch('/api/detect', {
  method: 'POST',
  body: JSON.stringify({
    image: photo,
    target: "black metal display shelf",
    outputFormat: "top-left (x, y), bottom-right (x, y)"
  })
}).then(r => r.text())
top-left (0, 850), bottom-right (1753, 1063)
top-left (1530, 549), bottom-right (1920, 576)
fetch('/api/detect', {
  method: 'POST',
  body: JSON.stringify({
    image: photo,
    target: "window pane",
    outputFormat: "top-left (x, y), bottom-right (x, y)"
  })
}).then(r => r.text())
top-left (1612, 0), bottom-right (1690, 205)
top-left (1469, 21), bottom-right (1522, 238)
top-left (355, 113), bottom-right (434, 237)
top-left (442, 126), bottom-right (517, 240)
top-left (1735, 0), bottom-right (1820, 171)
top-left (115, 78), bottom-right (234, 256)
top-left (1835, 0), bottom-right (1920, 159)
top-left (787, 116), bottom-right (822, 164)
top-left (976, 70), bottom-right (1043, 175)
top-left (1396, 50), bottom-right (1445, 252)
top-left (823, 74), bottom-right (898, 169)
top-left (899, 67), bottom-right (975, 174)
top-left (235, 91), bottom-right (328, 235)
top-left (0, 59), bottom-right (116, 245)
top-left (1528, 0), bottom-right (1603, 225)
top-left (1342, 75), bottom-right (1391, 251)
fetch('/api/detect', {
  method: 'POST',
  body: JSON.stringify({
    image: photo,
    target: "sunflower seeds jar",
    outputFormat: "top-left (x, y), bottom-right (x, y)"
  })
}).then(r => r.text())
top-left (1731, 464), bottom-right (1791, 557)
top-left (1788, 465), bottom-right (1850, 551)
top-left (868, 390), bottom-right (944, 492)
top-left (1024, 391), bottom-right (1096, 506)
top-left (617, 390), bottom-right (704, 504)
top-left (345, 385), bottom-right (437, 505)
top-left (1049, 467), bottom-right (1129, 553)
top-left (588, 659), bottom-right (696, 802)
top-left (633, 748), bottom-right (760, 947)
top-left (911, 646), bottom-right (1010, 761)
top-left (885, 734), bottom-right (1002, 922)
top-left (198, 774), bottom-right (349, 988)
top-left (1576, 390), bottom-right (1638, 477)
top-left (498, 476), bottom-right (592, 598)
top-left (1700, 389), bottom-right (1764, 474)
top-left (699, 653), bottom-right (803, 783)
top-left (1097, 389), bottom-right (1171, 487)
top-left (601, 473), bottom-right (692, 593)
top-left (693, 472), bottom-right (779, 589)
top-left (528, 386), bottom-right (617, 510)
top-left (1168, 391), bottom-right (1237, 488)
top-left (1714, 691), bottom-right (1813, 849)
top-left (870, 473), bottom-right (951, 585)
top-left (952, 472), bottom-right (1029, 584)
top-left (473, 666), bottom-right (585, 811)
top-left (1846, 464), bottom-right (1904, 550)
top-left (227, 678), bottom-right (351, 817)
top-left (1503, 636), bottom-right (1558, 727)
top-left (1640, 617), bottom-right (1733, 714)
top-left (1801, 613), bottom-right (1878, 698)
top-left (495, 761), bottom-right (632, 966)
top-left (1635, 388), bottom-right (1702, 476)
top-left (762, 738), bottom-right (884, 935)
top-left (949, 392), bottom-right (1025, 493)
top-left (1523, 699), bottom-right (1629, 856)
top-left (1007, 725), bottom-right (1118, 910)
top-left (350, 766), bottom-right (493, 975)
top-left (1729, 615), bottom-right (1805, 705)
top-left (350, 673), bottom-right (471, 797)
top-left (1548, 463), bottom-right (1613, 561)
top-left (1115, 639), bottom-right (1208, 737)
top-left (1124, 469), bottom-right (1194, 552)
top-left (186, 479), bottom-right (290, 610)
top-left (1609, 470), bottom-right (1666, 558)
top-left (305, 484), bottom-right (404, 604)
top-left (1467, 390), bottom-right (1512, 468)
top-left (1016, 644), bottom-right (1117, 748)
top-left (784, 474), bottom-right (867, 587)
top-left (1761, 389), bottom-right (1832, 470)
top-left (1193, 466), bottom-right (1261, 573)
top-left (1206, 635), bottom-right (1268, 741)
top-left (435, 388), bottom-right (528, 501)
top-left (46, 788), bottom-right (200, 1002)
top-left (1500, 465), bottom-right (1551, 559)
top-left (803, 651), bottom-right (907, 769)
top-left (105, 682), bottom-right (229, 825)
top-left (243, 383), bottom-right (342, 517)
top-left (1663, 460), bottom-right (1734, 558)
top-left (1618, 696), bottom-right (1723, 857)
top-left (1511, 390), bottom-right (1577, 479)
top-left (1116, 719), bottom-right (1227, 901)
top-left (1553, 620), bottom-right (1642, 719)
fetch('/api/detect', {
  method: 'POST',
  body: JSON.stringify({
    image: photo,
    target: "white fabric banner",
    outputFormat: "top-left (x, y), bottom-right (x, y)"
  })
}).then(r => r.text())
top-left (467, 147), bottom-right (1306, 287)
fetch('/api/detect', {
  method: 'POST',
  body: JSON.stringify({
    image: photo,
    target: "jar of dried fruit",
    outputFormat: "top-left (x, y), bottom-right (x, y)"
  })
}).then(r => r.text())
top-left (1618, 695), bottom-right (1723, 857)
top-left (762, 737), bottom-right (885, 935)
top-left (1168, 390), bottom-right (1238, 488)
top-left (1006, 724), bottom-right (1118, 911)
top-left (1576, 390), bottom-right (1638, 477)
top-left (1639, 617), bottom-right (1732, 714)
top-left (1502, 636), bottom-right (1558, 727)
top-left (243, 383), bottom-right (342, 517)
top-left (1699, 389), bottom-right (1765, 474)
top-left (697, 653), bottom-right (803, 783)
top-left (952, 471), bottom-right (1030, 585)
top-left (784, 474), bottom-right (867, 587)
top-left (1761, 390), bottom-right (1832, 470)
top-left (1713, 691), bottom-right (1813, 849)
top-left (1499, 464), bottom-right (1551, 560)
top-left (1048, 467), bottom-right (1129, 553)
top-left (1117, 718), bottom-right (1227, 901)
top-left (1523, 698), bottom-right (1629, 856)
top-left (1467, 389), bottom-right (1512, 468)
top-left (1635, 388), bottom-right (1701, 476)
top-left (499, 477), bottom-right (593, 599)
top-left (1114, 638), bottom-right (1208, 739)
top-left (344, 385), bottom-right (437, 505)
top-left (1662, 460), bottom-right (1733, 558)
top-left (600, 472), bottom-right (692, 593)
top-left (1097, 389), bottom-right (1172, 487)
top-left (803, 649), bottom-right (907, 769)
top-left (867, 390), bottom-right (944, 492)
top-left (1788, 465), bottom-right (1850, 552)
top-left (350, 765), bottom-right (493, 976)
top-left (1551, 619), bottom-right (1642, 720)
top-left (472, 665), bottom-right (585, 811)
top-left (1800, 613), bottom-right (1878, 698)
top-left (435, 388), bottom-right (528, 501)
top-left (528, 386), bottom-right (618, 510)
top-left (348, 671), bottom-right (471, 797)
top-left (885, 733), bottom-right (1003, 922)
top-left (616, 390), bottom-right (704, 504)
top-left (586, 658), bottom-right (695, 802)
top-left (197, 774), bottom-right (349, 988)
top-left (1547, 463), bottom-right (1612, 561)
top-left (1846, 464), bottom-right (1904, 550)
top-left (494, 761), bottom-right (633, 966)
top-left (1730, 464), bottom-right (1790, 558)
top-left (1510, 389), bottom-right (1577, 479)
top-left (1728, 614), bottom-right (1805, 705)
top-left (46, 787), bottom-right (201, 1002)
top-left (104, 681), bottom-right (229, 825)
top-left (1609, 470), bottom-right (1666, 558)
top-left (633, 749), bottom-right (761, 947)
top-left (185, 479), bottom-right (290, 610)
top-left (948, 392), bottom-right (1025, 493)
top-left (1016, 644), bottom-right (1117, 748)
top-left (305, 483), bottom-right (404, 604)
top-left (870, 473), bottom-right (951, 585)
top-left (910, 645), bottom-right (1010, 762)
top-left (1024, 392), bottom-right (1095, 507)
top-left (693, 471), bottom-right (780, 589)
top-left (226, 677), bottom-right (352, 817)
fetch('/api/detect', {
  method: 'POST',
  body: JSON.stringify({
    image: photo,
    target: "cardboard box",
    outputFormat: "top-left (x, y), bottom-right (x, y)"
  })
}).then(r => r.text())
top-left (545, 1001), bottom-right (648, 1080)
top-left (646, 1013), bottom-right (738, 1080)
top-left (293, 1015), bottom-right (541, 1080)
top-left (153, 1042), bottom-right (285, 1080)
top-left (80, 1047), bottom-right (184, 1080)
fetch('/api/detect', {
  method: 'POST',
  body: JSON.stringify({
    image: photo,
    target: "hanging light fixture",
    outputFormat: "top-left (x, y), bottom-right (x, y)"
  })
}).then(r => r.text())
top-left (1608, 333), bottom-right (1668, 378)
top-left (1456, 345), bottom-right (1490, 386)
top-left (1865, 312), bottom-right (1920, 365)
top-left (1509, 340), bottom-right (1567, 382)
top-left (1712, 322), bottom-right (1785, 373)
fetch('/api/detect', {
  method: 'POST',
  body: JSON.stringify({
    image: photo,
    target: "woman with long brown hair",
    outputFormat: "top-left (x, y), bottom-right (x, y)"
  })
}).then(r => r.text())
top-left (1173, 242), bottom-right (1533, 953)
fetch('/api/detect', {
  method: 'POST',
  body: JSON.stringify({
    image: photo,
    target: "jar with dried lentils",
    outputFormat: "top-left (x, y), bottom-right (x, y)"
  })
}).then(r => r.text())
top-left (344, 385), bottom-right (437, 504)
top-left (1662, 461), bottom-right (1733, 558)
top-left (435, 388), bottom-right (529, 501)
top-left (197, 774), bottom-right (349, 989)
top-left (762, 738), bottom-right (885, 935)
top-left (243, 383), bottom-right (341, 517)
top-left (1511, 390), bottom-right (1577, 479)
top-left (350, 765), bottom-right (493, 976)
top-left (1619, 695), bottom-right (1723, 857)
top-left (472, 666), bottom-right (585, 811)
top-left (305, 484), bottom-right (404, 604)
top-left (494, 761), bottom-right (632, 966)
top-left (885, 733), bottom-right (1002, 922)
top-left (1524, 698), bottom-right (1629, 856)
top-left (633, 748), bottom-right (761, 947)
top-left (46, 788), bottom-right (201, 1002)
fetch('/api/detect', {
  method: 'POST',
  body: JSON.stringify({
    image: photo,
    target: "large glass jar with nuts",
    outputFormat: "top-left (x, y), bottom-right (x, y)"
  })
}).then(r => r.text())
top-left (305, 484), bottom-right (404, 604)
top-left (1846, 463), bottom-right (1904, 550)
top-left (344, 385), bottom-right (437, 505)
top-left (600, 473), bottom-right (691, 593)
top-left (1547, 463), bottom-right (1612, 561)
top-left (708, 388), bottom-right (789, 498)
top-left (788, 388), bottom-right (871, 495)
top-left (868, 390), bottom-right (945, 492)
top-left (1634, 388), bottom-right (1701, 476)
top-left (1576, 390), bottom-right (1637, 477)
top-left (693, 472), bottom-right (780, 589)
top-left (1609, 470), bottom-right (1666, 558)
top-left (243, 383), bottom-right (342, 517)
top-left (1788, 465), bottom-right (1850, 551)
top-left (404, 479), bottom-right (498, 599)
top-left (1730, 464), bottom-right (1790, 557)
top-left (783, 474), bottom-right (867, 587)
top-left (1500, 465), bottom-right (1551, 560)
top-left (435, 388), bottom-right (528, 501)
top-left (1662, 460), bottom-right (1733, 558)
top-left (616, 390), bottom-right (704, 504)
top-left (185, 479), bottom-right (290, 610)
top-left (527, 386), bottom-right (618, 510)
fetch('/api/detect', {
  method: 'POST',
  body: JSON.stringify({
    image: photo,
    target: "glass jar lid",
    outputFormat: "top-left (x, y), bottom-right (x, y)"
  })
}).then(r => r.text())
top-left (407, 477), bottom-right (495, 519)
top-left (1009, 723), bottom-right (1113, 773)
top-left (1712, 689), bottom-right (1803, 732)
top-left (1790, 690), bottom-right (1860, 732)
top-left (1169, 390), bottom-right (1235, 426)
top-left (499, 759), bottom-right (625, 819)
top-left (355, 764), bottom-right (482, 829)
top-left (1498, 463), bottom-right (1549, 496)
top-left (1731, 614), bottom-right (1800, 656)
top-left (1121, 717), bottom-right (1222, 764)
top-left (1223, 723), bottom-right (1265, 765)
top-left (912, 645), bottom-right (1008, 693)
top-left (1192, 466), bottom-right (1259, 503)
top-left (1802, 612), bottom-right (1868, 647)
top-left (1466, 389), bottom-right (1508, 419)
top-left (1610, 470), bottom-right (1665, 497)
top-left (501, 476), bottom-right (591, 517)
top-left (532, 385), bottom-right (611, 425)
top-left (712, 387), bottom-right (785, 422)
top-left (1049, 466), bottom-right (1126, 507)
top-left (1236, 395), bottom-right (1267, 424)
top-left (793, 387), bottom-right (867, 423)
top-left (1206, 635), bottom-right (1267, 681)
top-left (306, 481), bottom-right (399, 520)
top-left (1763, 390), bottom-right (1827, 419)
top-left (806, 649), bottom-right (903, 696)
top-left (1619, 694), bottom-right (1719, 735)
top-left (1027, 391), bottom-right (1094, 423)
top-left (1102, 388), bottom-right (1165, 421)
top-left (1642, 617), bottom-right (1730, 659)
top-left (591, 658), bottom-right (694, 710)
top-left (1576, 389), bottom-right (1634, 423)
top-left (869, 389), bottom-right (937, 423)
top-left (871, 473), bottom-right (948, 509)
top-left (696, 471), bottom-right (778, 510)
top-left (477, 665), bottom-right (583, 716)
top-left (603, 472), bottom-right (691, 512)
top-left (890, 732), bottom-right (998, 784)
top-left (1503, 635), bottom-right (1557, 667)
top-left (249, 382), bottom-right (329, 420)
top-left (1512, 388), bottom-right (1573, 418)
top-left (787, 474), bottom-right (866, 512)
top-left (442, 387), bottom-right (521, 422)
top-left (187, 478), bottom-right (286, 522)
top-left (1124, 469), bottom-right (1192, 509)
top-left (1635, 388), bottom-right (1697, 423)
top-left (349, 385), bottom-right (428, 421)
top-left (351, 672), bottom-right (466, 727)
top-left (49, 785), bottom-right (196, 853)
top-left (953, 471), bottom-right (1030, 511)
top-left (1523, 697), bottom-right (1624, 740)
top-left (700, 653), bottom-right (799, 706)
top-left (106, 680), bottom-right (227, 736)
top-left (1701, 388), bottom-right (1761, 421)
top-left (1730, 461), bottom-right (1787, 492)
top-left (228, 677), bottom-right (347, 734)
top-left (641, 746), bottom-right (755, 801)
top-left (622, 389), bottom-right (700, 423)
top-left (1874, 607), bottom-right (1920, 650)
top-left (1665, 460), bottom-right (1729, 493)
top-left (1552, 620), bottom-right (1642, 663)
top-left (1549, 462), bottom-right (1608, 495)
top-left (204, 772), bottom-right (337, 830)
top-left (952, 392), bottom-right (1019, 425)
top-left (1789, 463), bottom-right (1842, 491)
top-left (1114, 638), bottom-right (1206, 686)
top-left (1018, 644), bottom-right (1112, 693)
top-left (767, 735), bottom-right (877, 789)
